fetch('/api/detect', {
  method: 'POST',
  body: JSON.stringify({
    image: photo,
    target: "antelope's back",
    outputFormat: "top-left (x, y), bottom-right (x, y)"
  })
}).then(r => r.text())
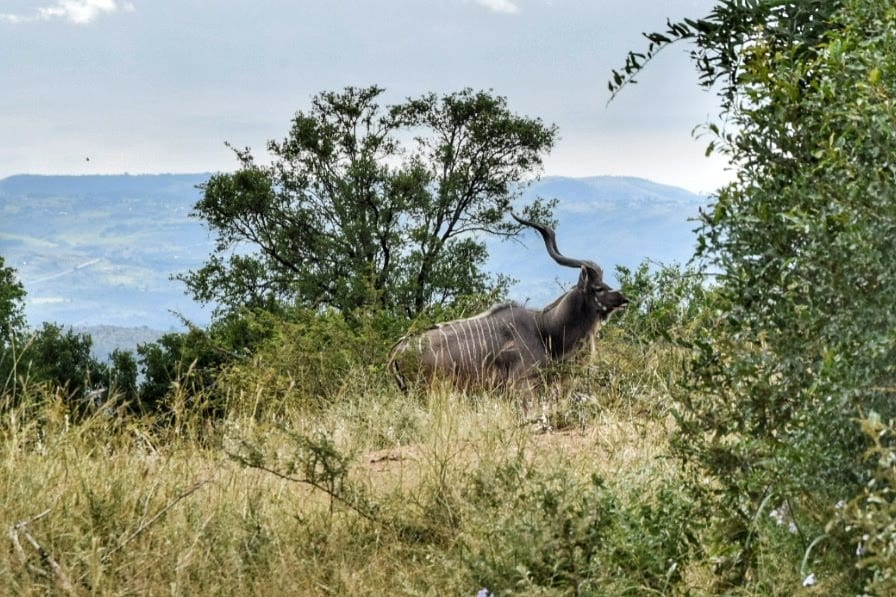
top-left (389, 302), bottom-right (536, 389)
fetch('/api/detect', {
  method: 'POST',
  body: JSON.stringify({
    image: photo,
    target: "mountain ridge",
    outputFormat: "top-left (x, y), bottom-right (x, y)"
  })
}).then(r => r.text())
top-left (1, 172), bottom-right (706, 342)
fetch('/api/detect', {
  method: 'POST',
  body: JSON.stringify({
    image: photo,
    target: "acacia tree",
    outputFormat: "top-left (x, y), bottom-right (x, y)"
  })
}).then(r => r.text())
top-left (181, 86), bottom-right (556, 319)
top-left (615, 0), bottom-right (895, 589)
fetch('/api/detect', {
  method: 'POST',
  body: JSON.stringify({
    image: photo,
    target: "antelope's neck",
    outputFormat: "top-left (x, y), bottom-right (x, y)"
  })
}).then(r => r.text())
top-left (537, 291), bottom-right (598, 358)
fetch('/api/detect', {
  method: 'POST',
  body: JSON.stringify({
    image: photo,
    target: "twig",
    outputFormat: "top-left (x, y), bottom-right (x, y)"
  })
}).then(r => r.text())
top-left (606, 40), bottom-right (677, 106)
top-left (9, 522), bottom-right (41, 575)
top-left (100, 479), bottom-right (211, 564)
top-left (369, 453), bottom-right (405, 464)
top-left (226, 451), bottom-right (383, 526)
top-left (9, 508), bottom-right (76, 595)
top-left (20, 528), bottom-right (76, 593)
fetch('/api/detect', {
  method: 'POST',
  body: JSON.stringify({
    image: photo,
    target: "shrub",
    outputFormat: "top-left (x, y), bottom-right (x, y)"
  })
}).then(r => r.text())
top-left (459, 456), bottom-right (697, 595)
top-left (614, 260), bottom-right (712, 346)
top-left (647, 1), bottom-right (896, 588)
top-left (215, 307), bottom-right (400, 416)
top-left (2, 323), bottom-right (106, 414)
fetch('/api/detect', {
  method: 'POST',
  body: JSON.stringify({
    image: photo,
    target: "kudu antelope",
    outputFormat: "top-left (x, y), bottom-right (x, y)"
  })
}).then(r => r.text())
top-left (388, 214), bottom-right (629, 393)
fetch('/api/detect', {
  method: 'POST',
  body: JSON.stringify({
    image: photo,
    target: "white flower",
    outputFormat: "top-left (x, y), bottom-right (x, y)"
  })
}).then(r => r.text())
top-left (769, 506), bottom-right (786, 525)
top-left (802, 572), bottom-right (817, 587)
top-left (770, 502), bottom-right (798, 533)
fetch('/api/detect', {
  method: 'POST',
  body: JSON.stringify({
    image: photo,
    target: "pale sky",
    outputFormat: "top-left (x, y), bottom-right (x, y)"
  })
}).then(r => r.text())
top-left (1, 0), bottom-right (731, 194)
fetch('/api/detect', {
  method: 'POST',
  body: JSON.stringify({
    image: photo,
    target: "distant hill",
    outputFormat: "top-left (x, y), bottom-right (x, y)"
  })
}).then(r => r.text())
top-left (1, 173), bottom-right (706, 353)
top-left (0, 173), bottom-right (214, 331)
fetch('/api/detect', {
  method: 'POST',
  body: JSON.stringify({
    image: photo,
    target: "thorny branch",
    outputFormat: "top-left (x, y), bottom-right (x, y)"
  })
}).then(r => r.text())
top-left (226, 450), bottom-right (384, 527)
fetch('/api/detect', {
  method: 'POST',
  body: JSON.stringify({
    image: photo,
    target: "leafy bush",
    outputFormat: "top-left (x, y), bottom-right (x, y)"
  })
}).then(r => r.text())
top-left (137, 328), bottom-right (225, 416)
top-left (659, 0), bottom-right (896, 588)
top-left (614, 260), bottom-right (712, 345)
top-left (460, 458), bottom-right (696, 595)
top-left (2, 323), bottom-right (106, 413)
top-left (0, 255), bottom-right (26, 340)
top-left (215, 307), bottom-right (401, 416)
top-left (134, 309), bottom-right (280, 417)
top-left (105, 348), bottom-right (138, 404)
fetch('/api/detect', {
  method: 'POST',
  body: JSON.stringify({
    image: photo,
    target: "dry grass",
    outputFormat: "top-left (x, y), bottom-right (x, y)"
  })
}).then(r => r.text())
top-left (1, 343), bottom-right (711, 596)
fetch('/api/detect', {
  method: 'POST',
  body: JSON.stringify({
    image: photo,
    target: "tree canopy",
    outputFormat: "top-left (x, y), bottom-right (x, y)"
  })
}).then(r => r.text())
top-left (181, 86), bottom-right (557, 319)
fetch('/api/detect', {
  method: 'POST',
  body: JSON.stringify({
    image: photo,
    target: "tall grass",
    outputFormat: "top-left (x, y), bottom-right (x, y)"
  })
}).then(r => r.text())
top-left (1, 336), bottom-right (706, 595)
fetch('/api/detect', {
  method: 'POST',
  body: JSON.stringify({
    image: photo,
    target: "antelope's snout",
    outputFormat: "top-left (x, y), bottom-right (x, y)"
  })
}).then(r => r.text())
top-left (598, 289), bottom-right (629, 319)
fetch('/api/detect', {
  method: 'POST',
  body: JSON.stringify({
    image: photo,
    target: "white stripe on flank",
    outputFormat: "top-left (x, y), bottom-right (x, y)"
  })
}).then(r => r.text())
top-left (461, 321), bottom-right (475, 369)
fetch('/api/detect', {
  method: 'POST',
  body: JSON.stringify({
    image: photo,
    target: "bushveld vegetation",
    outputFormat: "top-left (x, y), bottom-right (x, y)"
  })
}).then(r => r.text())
top-left (0, 260), bottom-right (715, 596)
top-left (3, 0), bottom-right (896, 594)
top-left (0, 260), bottom-right (886, 595)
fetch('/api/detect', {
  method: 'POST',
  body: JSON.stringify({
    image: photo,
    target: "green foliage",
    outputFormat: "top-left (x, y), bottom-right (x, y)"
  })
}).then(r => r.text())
top-left (609, 0), bottom-right (841, 109)
top-left (216, 307), bottom-right (399, 415)
top-left (1, 305), bottom-right (398, 421)
top-left (840, 415), bottom-right (896, 595)
top-left (617, 0), bottom-right (896, 589)
top-left (614, 260), bottom-right (712, 344)
top-left (135, 312), bottom-right (273, 416)
top-left (139, 338), bottom-right (208, 414)
top-left (28, 323), bottom-right (99, 394)
top-left (0, 256), bottom-right (27, 396)
top-left (0, 259), bottom-right (112, 412)
top-left (123, 306), bottom-right (401, 420)
top-left (461, 459), bottom-right (696, 595)
top-left (0, 255), bottom-right (26, 340)
top-left (180, 86), bottom-right (556, 320)
top-left (6, 323), bottom-right (105, 409)
top-left (0, 257), bottom-right (137, 415)
top-left (106, 349), bottom-right (138, 404)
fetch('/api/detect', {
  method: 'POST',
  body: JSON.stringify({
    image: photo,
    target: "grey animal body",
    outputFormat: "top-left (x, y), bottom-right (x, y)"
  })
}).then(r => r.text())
top-left (389, 214), bottom-right (629, 392)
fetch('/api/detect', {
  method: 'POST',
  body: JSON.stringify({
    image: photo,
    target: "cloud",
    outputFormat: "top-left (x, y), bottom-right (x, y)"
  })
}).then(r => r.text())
top-left (471, 0), bottom-right (519, 14)
top-left (1, 0), bottom-right (130, 25)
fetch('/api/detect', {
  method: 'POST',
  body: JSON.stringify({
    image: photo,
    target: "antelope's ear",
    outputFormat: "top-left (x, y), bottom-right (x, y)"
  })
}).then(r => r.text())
top-left (577, 265), bottom-right (602, 290)
top-left (577, 265), bottom-right (590, 289)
